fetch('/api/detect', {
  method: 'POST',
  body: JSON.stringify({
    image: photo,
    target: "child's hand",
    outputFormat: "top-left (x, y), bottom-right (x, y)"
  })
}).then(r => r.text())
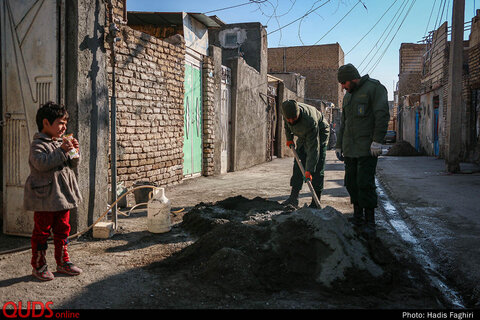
top-left (61, 138), bottom-right (74, 153)
top-left (71, 138), bottom-right (79, 151)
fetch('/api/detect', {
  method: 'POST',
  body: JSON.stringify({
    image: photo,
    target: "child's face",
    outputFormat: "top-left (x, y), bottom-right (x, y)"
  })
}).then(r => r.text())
top-left (42, 116), bottom-right (68, 139)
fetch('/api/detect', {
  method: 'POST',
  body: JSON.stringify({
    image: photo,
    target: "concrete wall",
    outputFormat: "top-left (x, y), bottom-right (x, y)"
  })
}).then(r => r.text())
top-left (399, 95), bottom-right (420, 148)
top-left (209, 23), bottom-right (267, 75)
top-left (65, 0), bottom-right (110, 233)
top-left (419, 89), bottom-right (444, 156)
top-left (209, 22), bottom-right (269, 171)
top-left (229, 57), bottom-right (268, 171)
top-left (268, 72), bottom-right (305, 101)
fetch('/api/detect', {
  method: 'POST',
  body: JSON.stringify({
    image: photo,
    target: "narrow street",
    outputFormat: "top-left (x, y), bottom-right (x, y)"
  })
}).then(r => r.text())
top-left (1, 150), bottom-right (479, 310)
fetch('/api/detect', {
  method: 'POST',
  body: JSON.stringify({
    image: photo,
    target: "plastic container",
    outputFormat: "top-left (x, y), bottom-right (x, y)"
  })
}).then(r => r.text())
top-left (147, 187), bottom-right (171, 233)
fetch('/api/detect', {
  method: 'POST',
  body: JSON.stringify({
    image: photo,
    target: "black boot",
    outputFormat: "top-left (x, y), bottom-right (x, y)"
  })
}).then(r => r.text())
top-left (348, 204), bottom-right (364, 227)
top-left (363, 208), bottom-right (377, 239)
top-left (282, 188), bottom-right (300, 208)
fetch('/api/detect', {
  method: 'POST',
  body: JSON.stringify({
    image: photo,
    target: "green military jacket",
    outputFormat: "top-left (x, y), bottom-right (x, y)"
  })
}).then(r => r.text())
top-left (284, 102), bottom-right (330, 173)
top-left (336, 75), bottom-right (390, 158)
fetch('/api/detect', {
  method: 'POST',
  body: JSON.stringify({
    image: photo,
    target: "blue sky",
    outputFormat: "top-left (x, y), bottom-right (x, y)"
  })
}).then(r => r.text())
top-left (127, 0), bottom-right (479, 101)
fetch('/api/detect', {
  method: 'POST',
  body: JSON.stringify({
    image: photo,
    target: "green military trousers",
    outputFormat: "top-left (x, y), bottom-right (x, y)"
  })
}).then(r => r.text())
top-left (344, 156), bottom-right (378, 209)
top-left (290, 144), bottom-right (327, 194)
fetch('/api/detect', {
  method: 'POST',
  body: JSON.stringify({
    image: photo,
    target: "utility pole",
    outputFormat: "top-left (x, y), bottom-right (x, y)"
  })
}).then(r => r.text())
top-left (445, 0), bottom-right (465, 173)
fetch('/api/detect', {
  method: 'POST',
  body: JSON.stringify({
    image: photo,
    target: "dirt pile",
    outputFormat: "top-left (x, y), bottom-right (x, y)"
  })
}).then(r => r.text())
top-left (148, 196), bottom-right (405, 296)
top-left (386, 141), bottom-right (421, 156)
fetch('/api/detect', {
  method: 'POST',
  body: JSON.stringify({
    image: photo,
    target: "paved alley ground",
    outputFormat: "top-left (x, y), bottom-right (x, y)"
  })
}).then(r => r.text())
top-left (0, 150), bottom-right (479, 314)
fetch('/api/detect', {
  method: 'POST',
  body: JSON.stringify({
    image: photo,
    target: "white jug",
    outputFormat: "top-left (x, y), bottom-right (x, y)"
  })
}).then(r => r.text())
top-left (147, 187), bottom-right (171, 233)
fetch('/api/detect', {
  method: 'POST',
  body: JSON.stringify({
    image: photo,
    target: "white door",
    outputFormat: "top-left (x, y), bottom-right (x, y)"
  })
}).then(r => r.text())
top-left (1, 0), bottom-right (60, 236)
top-left (220, 66), bottom-right (231, 174)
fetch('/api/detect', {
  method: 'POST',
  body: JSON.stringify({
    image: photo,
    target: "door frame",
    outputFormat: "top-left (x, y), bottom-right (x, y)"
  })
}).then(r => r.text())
top-left (220, 65), bottom-right (231, 174)
top-left (183, 48), bottom-right (203, 179)
top-left (1, 0), bottom-right (65, 236)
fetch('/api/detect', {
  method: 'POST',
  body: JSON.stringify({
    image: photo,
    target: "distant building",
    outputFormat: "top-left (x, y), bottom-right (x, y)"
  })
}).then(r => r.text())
top-left (267, 43), bottom-right (344, 112)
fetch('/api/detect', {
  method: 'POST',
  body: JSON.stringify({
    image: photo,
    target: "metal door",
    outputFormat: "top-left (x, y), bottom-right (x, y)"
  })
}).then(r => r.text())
top-left (183, 57), bottom-right (202, 176)
top-left (220, 66), bottom-right (231, 174)
top-left (1, 0), bottom-right (60, 236)
top-left (266, 83), bottom-right (277, 161)
top-left (415, 111), bottom-right (420, 152)
top-left (433, 96), bottom-right (439, 157)
top-left (434, 108), bottom-right (439, 156)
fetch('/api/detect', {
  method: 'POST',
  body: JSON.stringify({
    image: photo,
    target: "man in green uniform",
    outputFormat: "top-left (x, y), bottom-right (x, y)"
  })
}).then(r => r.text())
top-left (335, 63), bottom-right (390, 239)
top-left (281, 100), bottom-right (330, 208)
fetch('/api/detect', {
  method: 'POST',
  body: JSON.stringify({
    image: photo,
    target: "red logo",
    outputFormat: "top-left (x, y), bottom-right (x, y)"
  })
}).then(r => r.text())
top-left (2, 301), bottom-right (54, 318)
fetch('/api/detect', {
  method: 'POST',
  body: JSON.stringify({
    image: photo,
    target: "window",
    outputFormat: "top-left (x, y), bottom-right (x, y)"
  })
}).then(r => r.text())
top-left (225, 33), bottom-right (238, 46)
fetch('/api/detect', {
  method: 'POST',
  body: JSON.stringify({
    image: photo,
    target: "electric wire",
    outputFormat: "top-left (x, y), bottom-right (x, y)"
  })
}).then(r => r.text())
top-left (293, 0), bottom-right (362, 63)
top-left (358, 0), bottom-right (410, 72)
top-left (423, 0), bottom-right (438, 42)
top-left (202, 0), bottom-right (268, 15)
top-left (367, 0), bottom-right (417, 75)
top-left (267, 0), bottom-right (330, 36)
top-left (339, 0), bottom-right (399, 64)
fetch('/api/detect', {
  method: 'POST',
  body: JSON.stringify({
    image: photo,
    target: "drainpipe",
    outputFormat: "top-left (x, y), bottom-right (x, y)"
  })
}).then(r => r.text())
top-left (107, 0), bottom-right (120, 229)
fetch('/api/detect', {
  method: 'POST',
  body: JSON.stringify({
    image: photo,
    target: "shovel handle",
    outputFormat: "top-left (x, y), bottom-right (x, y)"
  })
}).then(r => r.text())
top-left (289, 145), bottom-right (321, 208)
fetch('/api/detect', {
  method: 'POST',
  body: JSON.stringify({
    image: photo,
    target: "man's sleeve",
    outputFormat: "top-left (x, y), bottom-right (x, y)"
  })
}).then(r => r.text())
top-left (304, 123), bottom-right (320, 173)
top-left (284, 119), bottom-right (294, 142)
top-left (335, 106), bottom-right (345, 150)
top-left (319, 116), bottom-right (330, 147)
top-left (372, 84), bottom-right (390, 143)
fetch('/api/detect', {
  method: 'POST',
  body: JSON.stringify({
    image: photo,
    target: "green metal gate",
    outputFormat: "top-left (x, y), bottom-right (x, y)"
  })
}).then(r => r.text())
top-left (183, 60), bottom-right (202, 176)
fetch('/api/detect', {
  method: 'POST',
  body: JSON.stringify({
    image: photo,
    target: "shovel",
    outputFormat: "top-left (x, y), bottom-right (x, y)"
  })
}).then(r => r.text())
top-left (289, 145), bottom-right (321, 209)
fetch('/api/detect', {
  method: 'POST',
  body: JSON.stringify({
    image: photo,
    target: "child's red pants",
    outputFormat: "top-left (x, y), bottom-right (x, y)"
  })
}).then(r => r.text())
top-left (31, 210), bottom-right (71, 269)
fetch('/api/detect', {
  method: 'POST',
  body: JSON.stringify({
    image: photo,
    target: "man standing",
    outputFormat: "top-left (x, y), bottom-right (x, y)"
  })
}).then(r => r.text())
top-left (335, 63), bottom-right (390, 239)
top-left (281, 100), bottom-right (330, 208)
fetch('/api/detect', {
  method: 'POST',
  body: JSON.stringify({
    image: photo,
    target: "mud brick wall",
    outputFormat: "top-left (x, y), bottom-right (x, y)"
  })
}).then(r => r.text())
top-left (268, 44), bottom-right (344, 108)
top-left (469, 43), bottom-right (480, 87)
top-left (105, 1), bottom-right (186, 191)
top-left (202, 55), bottom-right (216, 176)
top-left (398, 43), bottom-right (426, 98)
top-left (464, 43), bottom-right (480, 163)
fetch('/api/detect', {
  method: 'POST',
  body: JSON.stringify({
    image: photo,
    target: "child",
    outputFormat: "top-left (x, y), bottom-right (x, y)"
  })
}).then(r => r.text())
top-left (24, 101), bottom-right (83, 281)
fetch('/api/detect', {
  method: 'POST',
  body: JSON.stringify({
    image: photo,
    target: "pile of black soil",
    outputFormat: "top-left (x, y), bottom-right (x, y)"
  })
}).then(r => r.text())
top-left (146, 196), bottom-right (447, 307)
top-left (386, 141), bottom-right (421, 156)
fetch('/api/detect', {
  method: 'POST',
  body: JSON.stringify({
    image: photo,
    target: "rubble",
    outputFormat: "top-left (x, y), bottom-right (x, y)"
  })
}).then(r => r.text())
top-left (386, 140), bottom-right (421, 156)
top-left (150, 196), bottom-right (404, 294)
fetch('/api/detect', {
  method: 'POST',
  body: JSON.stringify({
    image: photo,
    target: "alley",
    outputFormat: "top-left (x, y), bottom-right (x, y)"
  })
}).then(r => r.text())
top-left (1, 150), bottom-right (479, 310)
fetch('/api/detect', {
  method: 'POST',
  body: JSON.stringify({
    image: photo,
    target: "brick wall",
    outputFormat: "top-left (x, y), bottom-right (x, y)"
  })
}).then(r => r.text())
top-left (398, 43), bottom-right (426, 98)
top-left (268, 44), bottom-right (344, 108)
top-left (422, 23), bottom-right (448, 92)
top-left (202, 55), bottom-right (216, 176)
top-left (105, 1), bottom-right (186, 193)
top-left (466, 42), bottom-right (480, 163)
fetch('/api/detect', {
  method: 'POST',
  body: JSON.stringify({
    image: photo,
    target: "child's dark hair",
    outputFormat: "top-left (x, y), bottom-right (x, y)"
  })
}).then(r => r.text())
top-left (36, 101), bottom-right (69, 131)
